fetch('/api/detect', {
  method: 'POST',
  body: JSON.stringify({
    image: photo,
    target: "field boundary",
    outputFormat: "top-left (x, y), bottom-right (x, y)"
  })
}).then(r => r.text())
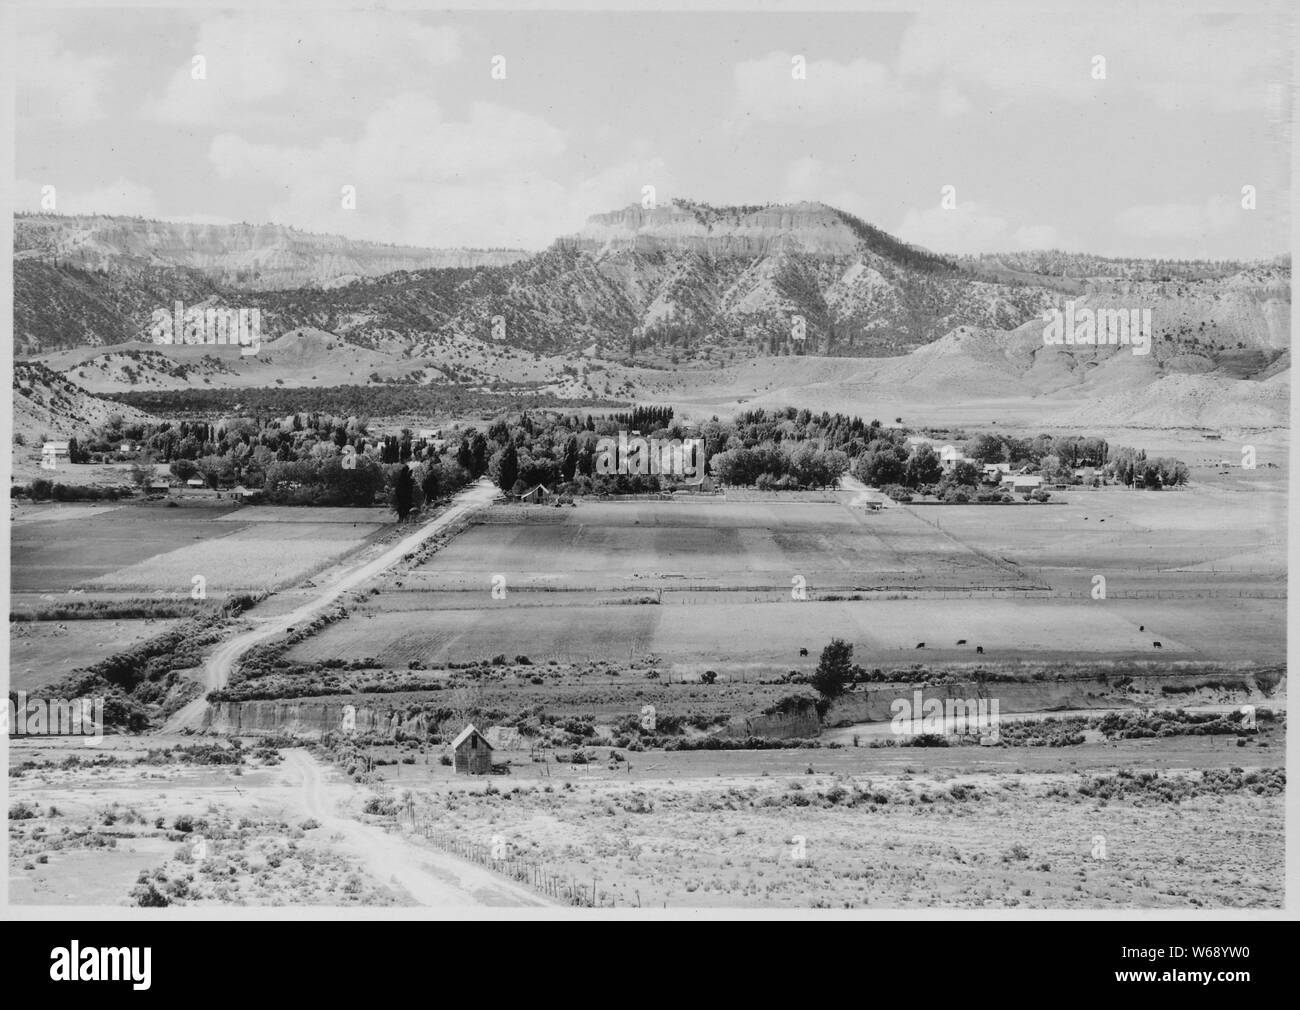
top-left (402, 813), bottom-right (598, 906)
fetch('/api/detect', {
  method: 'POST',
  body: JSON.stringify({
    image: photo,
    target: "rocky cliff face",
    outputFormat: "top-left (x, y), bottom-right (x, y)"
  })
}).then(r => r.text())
top-left (15, 214), bottom-right (528, 291)
top-left (564, 200), bottom-right (866, 258)
top-left (13, 203), bottom-right (1289, 382)
top-left (203, 700), bottom-right (432, 738)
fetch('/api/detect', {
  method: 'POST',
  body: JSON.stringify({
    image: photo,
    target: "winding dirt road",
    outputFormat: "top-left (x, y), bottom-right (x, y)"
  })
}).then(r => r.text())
top-left (282, 749), bottom-right (548, 907)
top-left (162, 479), bottom-right (500, 732)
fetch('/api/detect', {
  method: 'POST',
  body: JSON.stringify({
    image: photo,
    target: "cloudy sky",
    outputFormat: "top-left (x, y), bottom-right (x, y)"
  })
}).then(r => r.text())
top-left (14, 5), bottom-right (1291, 258)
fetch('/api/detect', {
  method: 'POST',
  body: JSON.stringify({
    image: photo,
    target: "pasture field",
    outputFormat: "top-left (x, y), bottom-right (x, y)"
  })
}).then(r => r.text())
top-left (85, 523), bottom-right (381, 594)
top-left (286, 596), bottom-right (1285, 670)
top-left (10, 503), bottom-right (242, 592)
top-left (10, 501), bottom-right (386, 597)
top-left (9, 619), bottom-right (186, 691)
top-left (288, 483), bottom-right (1285, 673)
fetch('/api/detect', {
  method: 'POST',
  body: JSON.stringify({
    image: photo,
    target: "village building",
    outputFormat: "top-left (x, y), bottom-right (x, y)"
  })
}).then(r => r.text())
top-left (938, 445), bottom-right (977, 472)
top-left (1005, 474), bottom-right (1043, 494)
top-left (673, 474), bottom-right (715, 493)
top-left (41, 441), bottom-right (70, 468)
top-left (518, 484), bottom-right (550, 504)
top-left (451, 724), bottom-right (493, 775)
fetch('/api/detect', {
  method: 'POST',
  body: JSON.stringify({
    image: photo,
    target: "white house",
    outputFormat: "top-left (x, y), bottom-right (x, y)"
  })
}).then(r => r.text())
top-left (1005, 474), bottom-right (1043, 493)
top-left (938, 445), bottom-right (977, 472)
top-left (41, 441), bottom-right (70, 469)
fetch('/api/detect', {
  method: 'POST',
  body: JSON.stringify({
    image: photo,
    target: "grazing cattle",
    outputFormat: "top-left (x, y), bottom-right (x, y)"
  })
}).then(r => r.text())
top-left (976, 646), bottom-right (984, 654)
top-left (1139, 625), bottom-right (1145, 631)
top-left (915, 642), bottom-right (925, 649)
top-left (1153, 641), bottom-right (1163, 649)
top-left (956, 639), bottom-right (967, 645)
top-left (799, 648), bottom-right (809, 657)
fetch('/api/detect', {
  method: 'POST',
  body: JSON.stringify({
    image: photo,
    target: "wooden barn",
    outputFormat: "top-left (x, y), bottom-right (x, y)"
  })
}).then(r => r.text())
top-left (451, 724), bottom-right (493, 775)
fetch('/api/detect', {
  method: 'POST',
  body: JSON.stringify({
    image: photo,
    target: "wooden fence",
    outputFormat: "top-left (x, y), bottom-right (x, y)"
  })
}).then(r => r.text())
top-left (401, 812), bottom-right (602, 906)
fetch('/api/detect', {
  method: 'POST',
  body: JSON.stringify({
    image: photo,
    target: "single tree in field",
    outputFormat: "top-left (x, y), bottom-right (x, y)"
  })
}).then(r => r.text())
top-left (811, 638), bottom-right (854, 701)
top-left (497, 442), bottom-right (519, 493)
top-left (392, 464), bottom-right (415, 521)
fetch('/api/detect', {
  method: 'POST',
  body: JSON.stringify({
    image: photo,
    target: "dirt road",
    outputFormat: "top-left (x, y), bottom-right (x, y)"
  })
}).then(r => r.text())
top-left (162, 479), bottom-right (499, 732)
top-left (282, 749), bottom-right (549, 908)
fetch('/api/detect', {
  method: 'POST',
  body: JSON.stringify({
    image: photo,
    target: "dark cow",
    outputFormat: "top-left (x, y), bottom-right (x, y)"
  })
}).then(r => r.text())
top-left (1153, 641), bottom-right (1163, 649)
top-left (799, 648), bottom-right (809, 657)
top-left (976, 645), bottom-right (984, 654)
top-left (956, 639), bottom-right (967, 645)
top-left (915, 642), bottom-right (926, 649)
top-left (1139, 625), bottom-right (1145, 631)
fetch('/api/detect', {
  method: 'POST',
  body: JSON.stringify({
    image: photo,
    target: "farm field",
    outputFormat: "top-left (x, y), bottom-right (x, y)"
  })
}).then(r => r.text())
top-left (85, 523), bottom-right (382, 594)
top-left (9, 618), bottom-right (186, 691)
top-left (10, 501), bottom-right (387, 596)
top-left (288, 482), bottom-right (1285, 673)
top-left (286, 596), bottom-right (1286, 670)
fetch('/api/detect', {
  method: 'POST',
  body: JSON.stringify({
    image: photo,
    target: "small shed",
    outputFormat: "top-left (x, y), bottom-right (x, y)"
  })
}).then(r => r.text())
top-left (451, 723), bottom-right (493, 775)
top-left (519, 484), bottom-right (550, 505)
top-left (678, 474), bottom-right (714, 493)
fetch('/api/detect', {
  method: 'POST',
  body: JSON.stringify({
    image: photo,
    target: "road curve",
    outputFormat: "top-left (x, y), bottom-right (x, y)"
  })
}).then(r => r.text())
top-left (161, 479), bottom-right (499, 733)
top-left (283, 749), bottom-right (550, 908)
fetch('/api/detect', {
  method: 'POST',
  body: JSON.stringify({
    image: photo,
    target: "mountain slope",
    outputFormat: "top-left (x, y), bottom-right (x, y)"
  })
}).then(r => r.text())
top-left (15, 214), bottom-right (528, 291)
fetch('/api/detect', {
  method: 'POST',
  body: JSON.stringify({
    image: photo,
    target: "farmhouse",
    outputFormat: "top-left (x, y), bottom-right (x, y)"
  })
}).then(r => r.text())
top-left (982, 462), bottom-right (1012, 482)
top-left (519, 484), bottom-right (550, 504)
top-left (1005, 475), bottom-right (1043, 493)
top-left (451, 724), bottom-right (493, 775)
top-left (41, 441), bottom-right (70, 467)
top-left (674, 473), bottom-right (715, 493)
top-left (938, 445), bottom-right (977, 472)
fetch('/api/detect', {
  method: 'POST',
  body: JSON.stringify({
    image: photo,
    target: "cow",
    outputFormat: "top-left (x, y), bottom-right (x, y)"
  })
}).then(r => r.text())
top-left (976, 646), bottom-right (984, 654)
top-left (799, 648), bottom-right (809, 657)
top-left (915, 642), bottom-right (925, 649)
top-left (956, 639), bottom-right (967, 645)
top-left (1139, 625), bottom-right (1145, 631)
top-left (1153, 641), bottom-right (1163, 649)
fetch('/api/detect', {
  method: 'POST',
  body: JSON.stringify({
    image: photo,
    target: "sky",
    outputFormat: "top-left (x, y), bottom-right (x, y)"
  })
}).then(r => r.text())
top-left (13, 5), bottom-right (1292, 259)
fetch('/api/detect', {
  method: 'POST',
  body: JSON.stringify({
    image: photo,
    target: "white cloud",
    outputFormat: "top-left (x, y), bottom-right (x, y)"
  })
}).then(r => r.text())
top-left (208, 93), bottom-right (665, 248)
top-left (898, 11), bottom-right (1278, 113)
top-left (142, 12), bottom-right (461, 126)
top-left (779, 156), bottom-right (869, 217)
top-left (16, 31), bottom-right (113, 124)
top-left (1114, 196), bottom-right (1239, 239)
top-left (896, 201), bottom-right (1060, 255)
top-left (15, 177), bottom-right (159, 216)
top-left (733, 51), bottom-right (905, 126)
